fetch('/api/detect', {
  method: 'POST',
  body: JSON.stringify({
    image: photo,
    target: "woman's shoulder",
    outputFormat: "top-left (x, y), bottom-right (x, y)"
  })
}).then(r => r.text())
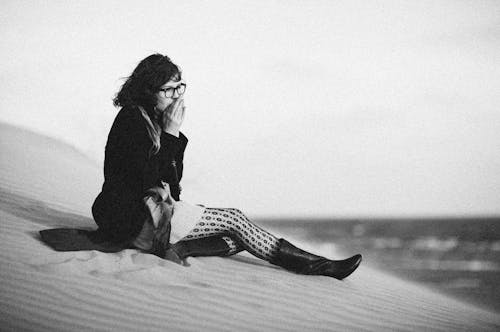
top-left (115, 105), bottom-right (142, 122)
top-left (107, 106), bottom-right (148, 141)
top-left (111, 106), bottom-right (145, 130)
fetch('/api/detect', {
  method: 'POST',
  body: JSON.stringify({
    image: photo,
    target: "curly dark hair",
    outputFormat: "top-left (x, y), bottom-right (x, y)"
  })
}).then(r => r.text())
top-left (113, 53), bottom-right (181, 110)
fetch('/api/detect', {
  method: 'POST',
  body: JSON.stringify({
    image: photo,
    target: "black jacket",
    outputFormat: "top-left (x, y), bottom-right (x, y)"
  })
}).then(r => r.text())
top-left (91, 106), bottom-right (188, 243)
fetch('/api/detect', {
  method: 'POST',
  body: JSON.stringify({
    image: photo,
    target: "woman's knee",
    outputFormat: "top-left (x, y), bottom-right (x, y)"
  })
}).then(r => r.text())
top-left (227, 208), bottom-right (246, 219)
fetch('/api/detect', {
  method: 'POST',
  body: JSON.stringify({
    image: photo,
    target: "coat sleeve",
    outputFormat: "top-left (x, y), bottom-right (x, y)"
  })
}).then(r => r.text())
top-left (159, 131), bottom-right (188, 182)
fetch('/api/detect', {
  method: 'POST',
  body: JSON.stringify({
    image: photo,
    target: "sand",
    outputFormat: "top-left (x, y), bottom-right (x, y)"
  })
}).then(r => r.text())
top-left (0, 122), bottom-right (499, 331)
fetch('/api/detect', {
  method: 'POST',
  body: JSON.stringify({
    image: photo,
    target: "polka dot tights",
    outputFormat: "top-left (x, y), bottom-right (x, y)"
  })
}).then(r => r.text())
top-left (182, 208), bottom-right (279, 261)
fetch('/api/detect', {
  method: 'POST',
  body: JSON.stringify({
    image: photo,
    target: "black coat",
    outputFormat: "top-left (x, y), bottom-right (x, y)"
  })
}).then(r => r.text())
top-left (91, 106), bottom-right (188, 243)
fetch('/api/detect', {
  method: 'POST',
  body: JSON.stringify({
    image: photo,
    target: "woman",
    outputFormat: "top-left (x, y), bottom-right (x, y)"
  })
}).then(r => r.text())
top-left (92, 53), bottom-right (362, 280)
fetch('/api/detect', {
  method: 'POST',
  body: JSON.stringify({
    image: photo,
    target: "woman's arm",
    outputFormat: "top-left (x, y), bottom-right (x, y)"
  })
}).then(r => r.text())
top-left (159, 97), bottom-right (188, 183)
top-left (158, 131), bottom-right (188, 200)
top-left (159, 131), bottom-right (188, 179)
top-left (105, 106), bottom-right (188, 195)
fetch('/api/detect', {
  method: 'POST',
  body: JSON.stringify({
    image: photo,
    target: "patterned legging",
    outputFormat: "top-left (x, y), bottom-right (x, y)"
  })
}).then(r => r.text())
top-left (181, 208), bottom-right (279, 261)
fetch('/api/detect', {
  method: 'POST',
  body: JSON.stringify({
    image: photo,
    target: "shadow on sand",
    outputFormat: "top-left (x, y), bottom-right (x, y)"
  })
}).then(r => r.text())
top-left (0, 186), bottom-right (95, 230)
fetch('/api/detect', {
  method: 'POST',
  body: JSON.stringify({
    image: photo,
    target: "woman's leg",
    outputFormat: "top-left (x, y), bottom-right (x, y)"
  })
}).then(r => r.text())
top-left (182, 208), bottom-right (280, 261)
top-left (173, 207), bottom-right (362, 280)
top-left (164, 235), bottom-right (241, 266)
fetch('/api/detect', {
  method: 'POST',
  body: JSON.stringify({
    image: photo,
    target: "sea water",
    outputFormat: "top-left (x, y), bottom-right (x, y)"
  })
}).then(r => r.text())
top-left (258, 217), bottom-right (500, 313)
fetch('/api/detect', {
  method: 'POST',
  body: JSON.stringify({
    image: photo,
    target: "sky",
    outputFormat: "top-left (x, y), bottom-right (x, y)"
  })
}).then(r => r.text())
top-left (1, 0), bottom-right (500, 218)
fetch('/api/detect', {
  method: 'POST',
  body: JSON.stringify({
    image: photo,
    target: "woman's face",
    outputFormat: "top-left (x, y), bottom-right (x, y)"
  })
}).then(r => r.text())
top-left (155, 76), bottom-right (186, 112)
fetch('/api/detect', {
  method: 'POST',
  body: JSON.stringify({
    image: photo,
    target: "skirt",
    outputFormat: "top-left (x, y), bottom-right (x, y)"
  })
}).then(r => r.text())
top-left (133, 201), bottom-right (205, 251)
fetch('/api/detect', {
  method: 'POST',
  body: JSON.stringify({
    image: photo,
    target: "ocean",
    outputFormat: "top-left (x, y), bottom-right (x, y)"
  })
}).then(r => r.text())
top-left (258, 217), bottom-right (500, 313)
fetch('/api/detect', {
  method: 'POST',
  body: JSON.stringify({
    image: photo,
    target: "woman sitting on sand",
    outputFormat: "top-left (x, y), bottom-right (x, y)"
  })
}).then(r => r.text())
top-left (91, 53), bottom-right (362, 280)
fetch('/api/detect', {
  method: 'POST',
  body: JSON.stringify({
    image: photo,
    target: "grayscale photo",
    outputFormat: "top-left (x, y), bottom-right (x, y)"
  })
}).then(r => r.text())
top-left (1, 1), bottom-right (499, 331)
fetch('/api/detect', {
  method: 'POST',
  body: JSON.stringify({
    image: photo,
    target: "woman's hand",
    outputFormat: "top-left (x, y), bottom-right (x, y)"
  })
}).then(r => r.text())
top-left (162, 97), bottom-right (185, 137)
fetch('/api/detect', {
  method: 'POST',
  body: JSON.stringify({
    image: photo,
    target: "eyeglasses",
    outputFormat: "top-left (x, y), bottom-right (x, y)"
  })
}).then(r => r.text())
top-left (158, 83), bottom-right (186, 98)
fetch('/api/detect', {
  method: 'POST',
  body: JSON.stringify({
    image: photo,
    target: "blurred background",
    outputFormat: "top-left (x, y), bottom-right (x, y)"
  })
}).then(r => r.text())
top-left (1, 0), bottom-right (499, 312)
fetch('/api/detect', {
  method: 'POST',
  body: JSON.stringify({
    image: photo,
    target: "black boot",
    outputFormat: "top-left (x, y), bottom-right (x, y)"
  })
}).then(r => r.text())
top-left (270, 239), bottom-right (362, 280)
top-left (163, 236), bottom-right (233, 265)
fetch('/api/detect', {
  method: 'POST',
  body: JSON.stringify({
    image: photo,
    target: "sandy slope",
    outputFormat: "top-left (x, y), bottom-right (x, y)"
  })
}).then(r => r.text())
top-left (0, 122), bottom-right (499, 332)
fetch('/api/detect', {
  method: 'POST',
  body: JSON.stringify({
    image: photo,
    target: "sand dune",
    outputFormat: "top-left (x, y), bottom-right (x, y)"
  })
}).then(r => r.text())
top-left (0, 122), bottom-right (499, 331)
